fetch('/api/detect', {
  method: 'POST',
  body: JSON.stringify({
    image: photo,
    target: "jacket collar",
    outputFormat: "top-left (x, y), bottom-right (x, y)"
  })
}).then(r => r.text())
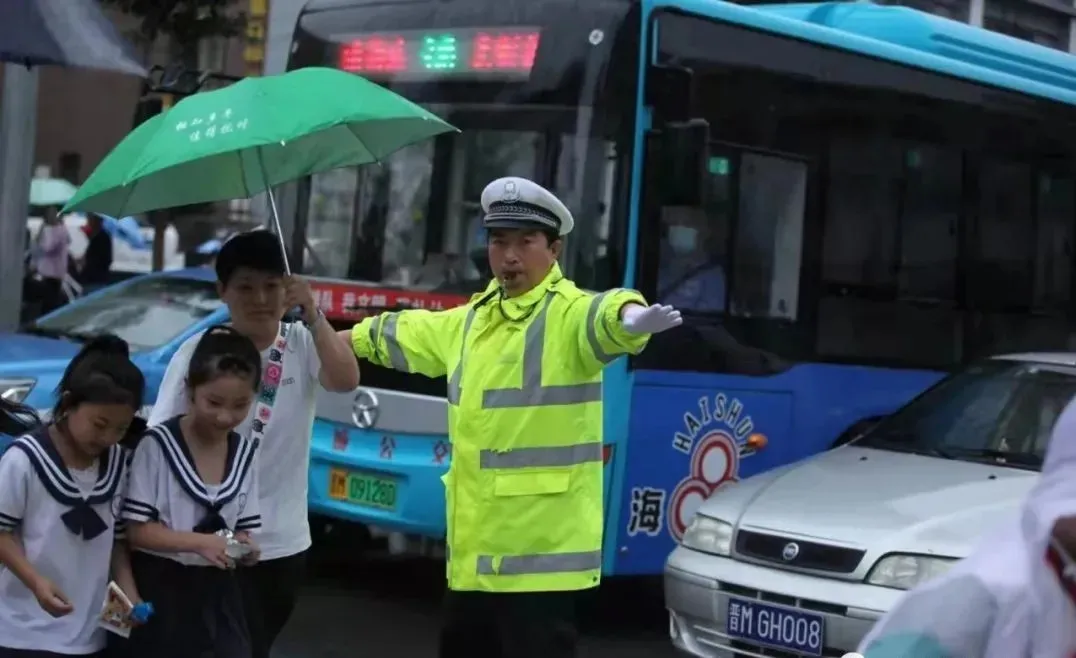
top-left (481, 262), bottom-right (563, 311)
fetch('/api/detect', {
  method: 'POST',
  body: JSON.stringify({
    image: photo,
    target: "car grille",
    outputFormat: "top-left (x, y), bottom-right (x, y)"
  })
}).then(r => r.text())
top-left (735, 530), bottom-right (865, 574)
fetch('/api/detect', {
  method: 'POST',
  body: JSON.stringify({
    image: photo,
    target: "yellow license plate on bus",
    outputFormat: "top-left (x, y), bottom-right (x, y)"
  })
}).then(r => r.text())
top-left (328, 468), bottom-right (398, 511)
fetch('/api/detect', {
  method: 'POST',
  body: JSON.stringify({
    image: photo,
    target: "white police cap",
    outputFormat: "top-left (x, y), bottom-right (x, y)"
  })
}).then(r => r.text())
top-left (480, 176), bottom-right (574, 237)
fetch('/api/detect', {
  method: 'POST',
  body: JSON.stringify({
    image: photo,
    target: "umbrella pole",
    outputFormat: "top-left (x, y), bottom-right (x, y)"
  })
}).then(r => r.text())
top-left (264, 183), bottom-right (291, 275)
top-left (256, 148), bottom-right (291, 275)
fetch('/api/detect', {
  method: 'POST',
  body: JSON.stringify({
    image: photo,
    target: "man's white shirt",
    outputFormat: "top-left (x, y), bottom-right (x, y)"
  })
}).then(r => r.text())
top-left (149, 324), bottom-right (321, 561)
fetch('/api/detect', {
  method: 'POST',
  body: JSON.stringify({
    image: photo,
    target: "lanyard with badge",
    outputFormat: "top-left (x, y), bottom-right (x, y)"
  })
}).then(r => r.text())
top-left (249, 323), bottom-right (290, 448)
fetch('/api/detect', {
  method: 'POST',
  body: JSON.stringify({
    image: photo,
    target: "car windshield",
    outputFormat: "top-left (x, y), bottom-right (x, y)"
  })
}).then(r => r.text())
top-left (856, 359), bottom-right (1076, 470)
top-left (26, 277), bottom-right (223, 352)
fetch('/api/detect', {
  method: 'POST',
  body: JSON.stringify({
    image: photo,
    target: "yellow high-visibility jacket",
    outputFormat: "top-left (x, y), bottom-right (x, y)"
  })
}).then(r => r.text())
top-left (350, 263), bottom-right (649, 592)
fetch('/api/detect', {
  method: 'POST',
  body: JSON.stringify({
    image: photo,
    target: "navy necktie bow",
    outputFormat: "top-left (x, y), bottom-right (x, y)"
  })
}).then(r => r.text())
top-left (61, 500), bottom-right (108, 541)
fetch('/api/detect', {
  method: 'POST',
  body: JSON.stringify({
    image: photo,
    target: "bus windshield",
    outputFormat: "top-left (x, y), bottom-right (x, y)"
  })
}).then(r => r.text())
top-left (301, 111), bottom-right (613, 296)
top-left (287, 0), bottom-right (638, 299)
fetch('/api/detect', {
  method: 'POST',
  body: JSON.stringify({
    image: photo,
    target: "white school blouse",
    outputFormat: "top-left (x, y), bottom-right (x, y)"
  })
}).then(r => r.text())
top-left (0, 430), bottom-right (127, 654)
top-left (122, 417), bottom-right (261, 567)
top-left (149, 323), bottom-right (321, 560)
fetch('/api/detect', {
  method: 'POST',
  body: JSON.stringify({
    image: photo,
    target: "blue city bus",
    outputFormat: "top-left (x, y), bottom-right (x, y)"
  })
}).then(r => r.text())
top-left (289, 0), bottom-right (1076, 575)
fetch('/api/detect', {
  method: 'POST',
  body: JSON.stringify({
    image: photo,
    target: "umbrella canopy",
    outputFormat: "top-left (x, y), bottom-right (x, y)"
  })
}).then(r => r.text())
top-left (63, 67), bottom-right (458, 217)
top-left (29, 177), bottom-right (78, 206)
top-left (0, 0), bottom-right (146, 76)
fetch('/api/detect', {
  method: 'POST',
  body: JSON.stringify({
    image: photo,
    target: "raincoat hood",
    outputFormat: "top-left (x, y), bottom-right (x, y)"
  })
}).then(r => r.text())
top-left (860, 399), bottom-right (1076, 658)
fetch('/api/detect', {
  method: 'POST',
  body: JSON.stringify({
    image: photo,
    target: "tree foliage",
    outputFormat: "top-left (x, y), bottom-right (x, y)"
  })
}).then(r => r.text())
top-left (101, 0), bottom-right (246, 47)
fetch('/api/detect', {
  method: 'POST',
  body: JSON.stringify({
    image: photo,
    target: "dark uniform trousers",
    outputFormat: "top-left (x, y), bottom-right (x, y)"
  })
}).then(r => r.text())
top-left (438, 589), bottom-right (579, 658)
top-left (236, 551), bottom-right (308, 658)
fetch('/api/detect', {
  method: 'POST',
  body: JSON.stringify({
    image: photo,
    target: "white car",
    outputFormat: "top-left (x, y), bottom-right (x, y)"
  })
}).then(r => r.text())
top-left (664, 353), bottom-right (1076, 657)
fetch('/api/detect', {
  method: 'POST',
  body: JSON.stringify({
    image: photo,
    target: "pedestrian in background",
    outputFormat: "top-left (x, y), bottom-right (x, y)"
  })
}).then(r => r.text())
top-left (79, 213), bottom-right (114, 291)
top-left (32, 205), bottom-right (71, 314)
top-left (338, 177), bottom-right (682, 658)
top-left (149, 230), bottom-right (360, 658)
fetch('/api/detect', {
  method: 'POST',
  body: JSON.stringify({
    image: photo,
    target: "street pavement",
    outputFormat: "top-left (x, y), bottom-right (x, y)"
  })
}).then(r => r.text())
top-left (273, 542), bottom-right (678, 657)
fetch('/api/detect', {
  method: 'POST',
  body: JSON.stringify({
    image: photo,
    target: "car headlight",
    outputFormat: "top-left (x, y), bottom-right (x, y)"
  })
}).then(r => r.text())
top-left (0, 379), bottom-right (35, 404)
top-left (681, 515), bottom-right (734, 556)
top-left (866, 553), bottom-right (956, 590)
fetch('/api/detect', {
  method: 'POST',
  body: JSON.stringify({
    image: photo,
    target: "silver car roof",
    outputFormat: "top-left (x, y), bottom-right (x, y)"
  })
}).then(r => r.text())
top-left (993, 352), bottom-right (1076, 367)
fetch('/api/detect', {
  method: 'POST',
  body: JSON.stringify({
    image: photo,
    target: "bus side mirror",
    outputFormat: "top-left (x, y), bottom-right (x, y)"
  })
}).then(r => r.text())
top-left (652, 119), bottom-right (710, 206)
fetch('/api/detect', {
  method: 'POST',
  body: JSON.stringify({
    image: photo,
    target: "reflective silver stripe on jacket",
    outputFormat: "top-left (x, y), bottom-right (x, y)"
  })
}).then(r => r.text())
top-left (585, 290), bottom-right (617, 365)
top-left (369, 313), bottom-right (410, 372)
top-left (482, 292), bottom-right (601, 409)
top-left (447, 292), bottom-right (606, 408)
top-left (367, 315), bottom-right (383, 364)
top-left (381, 313), bottom-right (409, 371)
top-left (476, 550), bottom-right (601, 576)
top-left (479, 443), bottom-right (602, 469)
top-left (447, 308), bottom-right (477, 405)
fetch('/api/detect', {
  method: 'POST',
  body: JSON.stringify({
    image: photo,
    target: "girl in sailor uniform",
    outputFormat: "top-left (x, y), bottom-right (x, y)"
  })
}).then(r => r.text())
top-left (0, 336), bottom-right (146, 657)
top-left (122, 326), bottom-right (263, 658)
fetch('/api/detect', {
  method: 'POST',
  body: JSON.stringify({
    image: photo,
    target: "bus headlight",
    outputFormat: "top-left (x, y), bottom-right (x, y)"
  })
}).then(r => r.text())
top-left (0, 379), bottom-right (35, 403)
top-left (681, 516), bottom-right (733, 556)
top-left (866, 554), bottom-right (956, 590)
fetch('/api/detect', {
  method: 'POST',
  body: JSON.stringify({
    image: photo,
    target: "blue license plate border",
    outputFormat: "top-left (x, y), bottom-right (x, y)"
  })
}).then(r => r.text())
top-left (725, 596), bottom-right (825, 657)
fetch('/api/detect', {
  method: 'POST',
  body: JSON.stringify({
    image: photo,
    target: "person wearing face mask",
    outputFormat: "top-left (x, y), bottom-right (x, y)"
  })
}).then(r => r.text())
top-left (338, 176), bottom-right (683, 658)
top-left (658, 206), bottom-right (727, 313)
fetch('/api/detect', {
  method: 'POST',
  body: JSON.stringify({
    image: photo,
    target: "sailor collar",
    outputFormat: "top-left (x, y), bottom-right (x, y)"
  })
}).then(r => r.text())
top-left (11, 427), bottom-right (125, 541)
top-left (149, 417), bottom-right (256, 509)
top-left (12, 428), bottom-right (124, 506)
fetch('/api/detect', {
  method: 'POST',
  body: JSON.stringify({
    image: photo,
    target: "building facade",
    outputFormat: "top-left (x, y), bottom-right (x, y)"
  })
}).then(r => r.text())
top-left (0, 3), bottom-right (251, 186)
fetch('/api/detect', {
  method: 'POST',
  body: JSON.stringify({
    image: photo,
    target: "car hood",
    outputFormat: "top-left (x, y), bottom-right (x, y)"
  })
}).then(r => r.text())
top-left (718, 446), bottom-right (1037, 556)
top-left (0, 334), bottom-right (83, 371)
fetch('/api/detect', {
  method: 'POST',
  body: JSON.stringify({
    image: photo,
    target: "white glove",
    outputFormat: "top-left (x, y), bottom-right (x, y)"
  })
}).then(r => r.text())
top-left (622, 303), bottom-right (682, 335)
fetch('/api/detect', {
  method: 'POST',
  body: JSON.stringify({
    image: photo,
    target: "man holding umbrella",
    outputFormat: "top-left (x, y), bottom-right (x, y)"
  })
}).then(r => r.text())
top-left (338, 177), bottom-right (682, 657)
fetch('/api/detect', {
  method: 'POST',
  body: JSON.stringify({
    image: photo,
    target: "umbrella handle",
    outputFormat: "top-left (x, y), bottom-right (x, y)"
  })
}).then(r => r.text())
top-left (257, 148), bottom-right (291, 276)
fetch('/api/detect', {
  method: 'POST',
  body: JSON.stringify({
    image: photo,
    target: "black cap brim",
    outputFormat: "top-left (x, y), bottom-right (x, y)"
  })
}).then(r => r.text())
top-left (483, 216), bottom-right (559, 232)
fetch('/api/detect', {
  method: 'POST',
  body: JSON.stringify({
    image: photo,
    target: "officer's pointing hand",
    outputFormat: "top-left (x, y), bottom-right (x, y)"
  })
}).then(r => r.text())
top-left (621, 303), bottom-right (683, 335)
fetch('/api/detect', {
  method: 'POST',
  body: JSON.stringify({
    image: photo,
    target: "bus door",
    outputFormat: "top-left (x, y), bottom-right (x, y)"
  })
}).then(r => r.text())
top-left (615, 137), bottom-right (813, 575)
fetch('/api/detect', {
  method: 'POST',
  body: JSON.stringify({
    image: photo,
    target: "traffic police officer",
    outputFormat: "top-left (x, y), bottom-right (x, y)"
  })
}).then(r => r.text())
top-left (339, 177), bottom-right (682, 657)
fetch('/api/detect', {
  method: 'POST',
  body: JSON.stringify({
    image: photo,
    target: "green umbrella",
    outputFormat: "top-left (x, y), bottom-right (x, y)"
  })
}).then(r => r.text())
top-left (30, 177), bottom-right (78, 206)
top-left (63, 67), bottom-right (457, 267)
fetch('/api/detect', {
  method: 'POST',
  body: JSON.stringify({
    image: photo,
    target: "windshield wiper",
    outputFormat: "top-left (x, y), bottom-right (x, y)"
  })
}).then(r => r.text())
top-left (940, 447), bottom-right (1042, 469)
top-left (860, 434), bottom-right (958, 460)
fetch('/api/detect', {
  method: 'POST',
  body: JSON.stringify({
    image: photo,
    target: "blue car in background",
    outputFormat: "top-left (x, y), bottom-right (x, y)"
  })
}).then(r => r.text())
top-left (0, 268), bottom-right (438, 550)
top-left (0, 268), bottom-right (227, 448)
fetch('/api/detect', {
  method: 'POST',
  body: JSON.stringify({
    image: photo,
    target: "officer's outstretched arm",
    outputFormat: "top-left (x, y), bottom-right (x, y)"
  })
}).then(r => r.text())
top-left (566, 288), bottom-right (651, 376)
top-left (342, 309), bottom-right (463, 378)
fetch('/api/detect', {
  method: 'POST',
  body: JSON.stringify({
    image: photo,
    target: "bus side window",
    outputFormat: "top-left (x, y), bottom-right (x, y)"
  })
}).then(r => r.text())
top-left (730, 153), bottom-right (807, 320)
top-left (817, 139), bottom-right (963, 368)
top-left (964, 164), bottom-right (1074, 360)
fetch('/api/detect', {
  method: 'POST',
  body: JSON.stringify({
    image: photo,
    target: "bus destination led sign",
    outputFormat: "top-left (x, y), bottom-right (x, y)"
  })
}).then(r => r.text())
top-left (337, 27), bottom-right (541, 80)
